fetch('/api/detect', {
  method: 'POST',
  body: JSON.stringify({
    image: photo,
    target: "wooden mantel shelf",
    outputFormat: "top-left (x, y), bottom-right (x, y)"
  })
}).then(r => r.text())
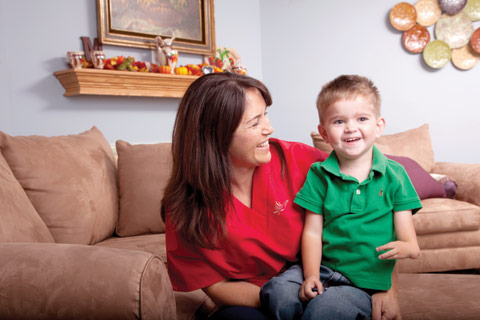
top-left (53, 68), bottom-right (199, 98)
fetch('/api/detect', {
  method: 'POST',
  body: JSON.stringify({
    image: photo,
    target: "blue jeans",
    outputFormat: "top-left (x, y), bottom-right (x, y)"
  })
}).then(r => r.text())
top-left (260, 264), bottom-right (372, 320)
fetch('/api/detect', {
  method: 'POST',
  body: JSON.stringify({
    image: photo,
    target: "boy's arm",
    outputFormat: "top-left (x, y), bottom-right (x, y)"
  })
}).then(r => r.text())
top-left (299, 210), bottom-right (324, 302)
top-left (377, 210), bottom-right (420, 260)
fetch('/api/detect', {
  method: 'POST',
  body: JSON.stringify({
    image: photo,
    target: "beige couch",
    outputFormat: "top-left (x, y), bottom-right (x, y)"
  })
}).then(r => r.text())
top-left (1, 124), bottom-right (479, 319)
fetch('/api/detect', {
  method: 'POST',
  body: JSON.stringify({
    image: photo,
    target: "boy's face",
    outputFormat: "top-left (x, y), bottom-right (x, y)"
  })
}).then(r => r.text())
top-left (318, 97), bottom-right (385, 162)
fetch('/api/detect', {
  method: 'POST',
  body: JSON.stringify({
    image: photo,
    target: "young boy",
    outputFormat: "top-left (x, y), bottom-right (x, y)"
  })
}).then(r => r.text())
top-left (260, 75), bottom-right (421, 319)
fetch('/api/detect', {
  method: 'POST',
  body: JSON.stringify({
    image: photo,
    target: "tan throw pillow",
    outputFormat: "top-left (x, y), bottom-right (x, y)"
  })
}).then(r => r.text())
top-left (311, 124), bottom-right (435, 172)
top-left (0, 152), bottom-right (54, 243)
top-left (0, 127), bottom-right (117, 245)
top-left (310, 131), bottom-right (333, 153)
top-left (116, 141), bottom-right (172, 236)
top-left (375, 124), bottom-right (434, 172)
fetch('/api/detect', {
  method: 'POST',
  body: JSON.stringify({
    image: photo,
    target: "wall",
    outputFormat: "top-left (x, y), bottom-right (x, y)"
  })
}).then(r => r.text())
top-left (0, 0), bottom-right (262, 144)
top-left (1, 1), bottom-right (479, 163)
top-left (260, 0), bottom-right (479, 163)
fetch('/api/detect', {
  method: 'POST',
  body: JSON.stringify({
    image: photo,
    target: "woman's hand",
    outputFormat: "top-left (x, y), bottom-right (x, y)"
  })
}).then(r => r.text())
top-left (299, 276), bottom-right (323, 302)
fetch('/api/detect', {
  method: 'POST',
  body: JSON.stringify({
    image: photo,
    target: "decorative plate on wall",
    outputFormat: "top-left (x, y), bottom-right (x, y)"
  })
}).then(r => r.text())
top-left (403, 24), bottom-right (431, 52)
top-left (423, 39), bottom-right (452, 68)
top-left (437, 0), bottom-right (467, 15)
top-left (471, 27), bottom-right (480, 53)
top-left (451, 43), bottom-right (480, 69)
top-left (390, 2), bottom-right (417, 31)
top-left (464, 0), bottom-right (480, 20)
top-left (435, 12), bottom-right (474, 49)
top-left (389, 0), bottom-right (480, 70)
top-left (414, 0), bottom-right (442, 26)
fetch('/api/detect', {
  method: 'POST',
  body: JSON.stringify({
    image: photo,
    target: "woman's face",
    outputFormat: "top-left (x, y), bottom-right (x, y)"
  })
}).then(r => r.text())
top-left (228, 88), bottom-right (274, 170)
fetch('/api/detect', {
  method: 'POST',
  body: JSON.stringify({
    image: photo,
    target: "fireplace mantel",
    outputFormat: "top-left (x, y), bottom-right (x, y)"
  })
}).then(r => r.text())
top-left (54, 69), bottom-right (198, 98)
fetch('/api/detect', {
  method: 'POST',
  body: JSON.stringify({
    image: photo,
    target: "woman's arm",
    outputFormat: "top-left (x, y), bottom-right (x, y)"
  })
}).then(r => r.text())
top-left (376, 210), bottom-right (420, 260)
top-left (203, 279), bottom-right (261, 308)
top-left (372, 265), bottom-right (402, 320)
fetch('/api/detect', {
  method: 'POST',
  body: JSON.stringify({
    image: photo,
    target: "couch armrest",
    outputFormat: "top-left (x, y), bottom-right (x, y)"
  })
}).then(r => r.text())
top-left (433, 162), bottom-right (480, 207)
top-left (0, 243), bottom-right (175, 320)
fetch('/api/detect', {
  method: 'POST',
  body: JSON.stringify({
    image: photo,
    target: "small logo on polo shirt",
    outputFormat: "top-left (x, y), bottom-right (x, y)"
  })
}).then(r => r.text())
top-left (273, 200), bottom-right (288, 215)
top-left (379, 189), bottom-right (383, 196)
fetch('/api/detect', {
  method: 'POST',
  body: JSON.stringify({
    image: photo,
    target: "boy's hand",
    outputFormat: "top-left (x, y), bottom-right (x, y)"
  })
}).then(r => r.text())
top-left (299, 276), bottom-right (323, 302)
top-left (376, 241), bottom-right (420, 260)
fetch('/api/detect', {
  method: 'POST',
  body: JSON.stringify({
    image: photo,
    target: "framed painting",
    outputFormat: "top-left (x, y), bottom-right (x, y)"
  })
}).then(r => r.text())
top-left (96, 0), bottom-right (216, 55)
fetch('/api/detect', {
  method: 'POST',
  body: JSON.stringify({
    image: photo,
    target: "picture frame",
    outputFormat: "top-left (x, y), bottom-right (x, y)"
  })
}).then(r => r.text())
top-left (96, 0), bottom-right (216, 55)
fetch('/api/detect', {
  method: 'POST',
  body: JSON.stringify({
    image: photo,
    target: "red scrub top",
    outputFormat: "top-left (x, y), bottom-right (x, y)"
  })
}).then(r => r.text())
top-left (165, 138), bottom-right (328, 291)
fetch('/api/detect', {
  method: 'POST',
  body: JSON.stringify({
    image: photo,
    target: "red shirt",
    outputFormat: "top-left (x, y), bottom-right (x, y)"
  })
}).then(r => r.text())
top-left (165, 139), bottom-right (327, 291)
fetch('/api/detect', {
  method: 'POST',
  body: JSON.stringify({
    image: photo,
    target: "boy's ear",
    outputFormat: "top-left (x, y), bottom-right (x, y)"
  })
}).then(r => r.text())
top-left (376, 117), bottom-right (386, 138)
top-left (318, 124), bottom-right (330, 143)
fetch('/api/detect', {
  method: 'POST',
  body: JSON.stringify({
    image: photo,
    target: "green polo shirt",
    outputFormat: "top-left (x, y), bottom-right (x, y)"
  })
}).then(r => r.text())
top-left (294, 146), bottom-right (421, 291)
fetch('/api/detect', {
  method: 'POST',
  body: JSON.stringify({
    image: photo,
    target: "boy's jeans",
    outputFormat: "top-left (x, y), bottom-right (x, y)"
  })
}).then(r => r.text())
top-left (260, 264), bottom-right (371, 320)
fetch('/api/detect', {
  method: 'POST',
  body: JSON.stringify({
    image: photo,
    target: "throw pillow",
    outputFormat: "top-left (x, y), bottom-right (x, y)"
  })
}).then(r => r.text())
top-left (430, 173), bottom-right (457, 199)
top-left (375, 124), bottom-right (435, 172)
top-left (0, 127), bottom-right (118, 245)
top-left (0, 152), bottom-right (54, 243)
top-left (311, 124), bottom-right (435, 172)
top-left (116, 140), bottom-right (172, 236)
top-left (386, 155), bottom-right (446, 200)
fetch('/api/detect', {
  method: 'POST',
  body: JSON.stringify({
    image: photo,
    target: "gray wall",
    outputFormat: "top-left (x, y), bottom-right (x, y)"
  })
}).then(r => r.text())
top-left (260, 0), bottom-right (479, 163)
top-left (0, 0), bottom-right (262, 143)
top-left (1, 0), bottom-right (479, 163)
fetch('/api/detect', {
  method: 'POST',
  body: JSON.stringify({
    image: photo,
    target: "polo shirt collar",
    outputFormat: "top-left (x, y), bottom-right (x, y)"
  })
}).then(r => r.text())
top-left (320, 145), bottom-right (388, 178)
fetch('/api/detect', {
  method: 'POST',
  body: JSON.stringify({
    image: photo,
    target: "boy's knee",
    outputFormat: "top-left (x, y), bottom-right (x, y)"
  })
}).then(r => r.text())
top-left (260, 277), bottom-right (303, 318)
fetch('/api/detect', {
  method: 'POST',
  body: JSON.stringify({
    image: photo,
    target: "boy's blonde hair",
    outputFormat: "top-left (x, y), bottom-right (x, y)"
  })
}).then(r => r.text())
top-left (316, 75), bottom-right (381, 124)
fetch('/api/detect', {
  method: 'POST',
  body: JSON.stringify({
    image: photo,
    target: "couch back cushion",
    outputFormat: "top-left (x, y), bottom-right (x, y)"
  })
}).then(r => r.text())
top-left (0, 152), bottom-right (54, 243)
top-left (116, 140), bottom-right (172, 236)
top-left (0, 127), bottom-right (117, 244)
top-left (311, 124), bottom-right (435, 172)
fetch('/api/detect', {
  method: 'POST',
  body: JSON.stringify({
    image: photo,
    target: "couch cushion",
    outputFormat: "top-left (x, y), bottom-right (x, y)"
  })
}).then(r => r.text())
top-left (0, 127), bottom-right (117, 244)
top-left (414, 198), bottom-right (480, 235)
top-left (0, 152), bottom-right (54, 243)
top-left (311, 124), bottom-right (435, 172)
top-left (96, 233), bottom-right (167, 263)
top-left (398, 273), bottom-right (480, 319)
top-left (116, 141), bottom-right (172, 236)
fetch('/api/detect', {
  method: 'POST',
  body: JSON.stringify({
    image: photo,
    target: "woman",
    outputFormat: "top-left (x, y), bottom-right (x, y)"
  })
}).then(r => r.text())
top-left (162, 72), bottom-right (400, 319)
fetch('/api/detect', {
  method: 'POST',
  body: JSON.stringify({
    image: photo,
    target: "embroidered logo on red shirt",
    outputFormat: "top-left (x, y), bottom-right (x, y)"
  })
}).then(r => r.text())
top-left (273, 200), bottom-right (288, 215)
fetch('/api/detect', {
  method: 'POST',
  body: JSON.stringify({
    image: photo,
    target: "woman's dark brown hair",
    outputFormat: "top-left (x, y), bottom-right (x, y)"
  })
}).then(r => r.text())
top-left (161, 72), bottom-right (272, 249)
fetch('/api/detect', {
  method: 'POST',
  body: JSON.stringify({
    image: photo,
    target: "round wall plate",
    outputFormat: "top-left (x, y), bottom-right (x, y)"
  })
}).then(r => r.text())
top-left (403, 24), bottom-right (431, 53)
top-left (423, 40), bottom-right (452, 68)
top-left (464, 0), bottom-right (480, 21)
top-left (471, 28), bottom-right (480, 54)
top-left (414, 0), bottom-right (441, 26)
top-left (390, 2), bottom-right (417, 31)
top-left (452, 44), bottom-right (480, 70)
top-left (435, 12), bottom-right (474, 49)
top-left (437, 0), bottom-right (467, 15)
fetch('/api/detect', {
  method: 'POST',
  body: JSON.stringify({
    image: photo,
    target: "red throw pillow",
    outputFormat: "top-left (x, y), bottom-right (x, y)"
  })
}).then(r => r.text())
top-left (386, 155), bottom-right (446, 200)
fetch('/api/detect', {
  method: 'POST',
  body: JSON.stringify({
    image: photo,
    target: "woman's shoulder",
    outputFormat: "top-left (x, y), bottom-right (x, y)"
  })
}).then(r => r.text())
top-left (270, 138), bottom-right (327, 159)
top-left (269, 138), bottom-right (328, 174)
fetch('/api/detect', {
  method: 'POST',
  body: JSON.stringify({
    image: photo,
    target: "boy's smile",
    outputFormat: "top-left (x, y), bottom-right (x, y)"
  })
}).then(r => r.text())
top-left (319, 97), bottom-right (385, 164)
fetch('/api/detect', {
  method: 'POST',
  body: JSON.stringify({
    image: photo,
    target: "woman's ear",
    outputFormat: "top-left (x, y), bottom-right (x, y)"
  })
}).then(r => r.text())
top-left (376, 117), bottom-right (386, 138)
top-left (318, 124), bottom-right (330, 143)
